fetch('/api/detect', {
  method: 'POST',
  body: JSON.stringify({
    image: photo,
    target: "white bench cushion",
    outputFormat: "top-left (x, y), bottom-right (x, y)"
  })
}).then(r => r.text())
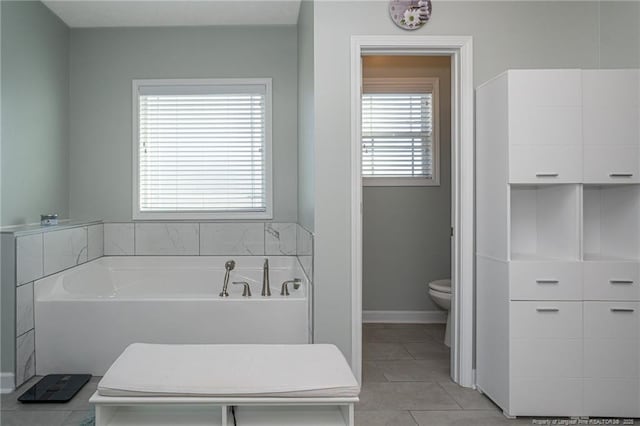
top-left (98, 343), bottom-right (360, 398)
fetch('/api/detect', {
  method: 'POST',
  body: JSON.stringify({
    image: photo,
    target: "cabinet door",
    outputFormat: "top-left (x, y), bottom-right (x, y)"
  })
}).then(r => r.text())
top-left (583, 70), bottom-right (640, 146)
top-left (508, 70), bottom-right (582, 147)
top-left (510, 301), bottom-right (583, 416)
top-left (583, 145), bottom-right (640, 183)
top-left (583, 302), bottom-right (640, 418)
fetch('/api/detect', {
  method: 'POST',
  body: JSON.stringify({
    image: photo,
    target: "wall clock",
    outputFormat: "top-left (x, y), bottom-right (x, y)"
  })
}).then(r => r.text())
top-left (389, 0), bottom-right (432, 30)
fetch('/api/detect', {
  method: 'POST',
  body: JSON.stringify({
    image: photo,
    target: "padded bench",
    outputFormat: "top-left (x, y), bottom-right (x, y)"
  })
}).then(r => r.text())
top-left (89, 343), bottom-right (360, 426)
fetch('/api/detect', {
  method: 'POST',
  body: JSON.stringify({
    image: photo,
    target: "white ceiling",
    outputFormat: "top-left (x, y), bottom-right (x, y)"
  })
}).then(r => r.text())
top-left (42, 0), bottom-right (303, 28)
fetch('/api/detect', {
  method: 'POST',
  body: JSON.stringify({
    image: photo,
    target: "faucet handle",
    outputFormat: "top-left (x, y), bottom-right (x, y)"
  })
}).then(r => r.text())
top-left (280, 279), bottom-right (302, 296)
top-left (233, 281), bottom-right (252, 297)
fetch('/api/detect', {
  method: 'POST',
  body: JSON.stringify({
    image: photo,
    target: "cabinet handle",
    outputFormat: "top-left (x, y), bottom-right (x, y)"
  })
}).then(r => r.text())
top-left (610, 308), bottom-right (635, 313)
top-left (609, 173), bottom-right (633, 178)
top-left (535, 173), bottom-right (559, 177)
top-left (536, 279), bottom-right (559, 284)
top-left (609, 279), bottom-right (634, 285)
top-left (536, 308), bottom-right (559, 312)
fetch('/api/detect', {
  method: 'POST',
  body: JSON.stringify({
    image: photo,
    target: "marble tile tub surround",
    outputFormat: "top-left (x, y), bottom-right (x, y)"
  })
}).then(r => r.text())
top-left (43, 226), bottom-right (88, 276)
top-left (135, 222), bottom-right (200, 255)
top-left (2, 221), bottom-right (104, 389)
top-left (103, 221), bottom-right (314, 280)
top-left (4, 220), bottom-right (312, 390)
top-left (15, 330), bottom-right (34, 388)
top-left (16, 234), bottom-right (43, 286)
top-left (16, 283), bottom-right (34, 337)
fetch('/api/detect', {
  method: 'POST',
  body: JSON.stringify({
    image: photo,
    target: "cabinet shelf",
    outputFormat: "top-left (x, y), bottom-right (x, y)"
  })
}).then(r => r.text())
top-left (101, 406), bottom-right (223, 426)
top-left (583, 185), bottom-right (640, 261)
top-left (510, 185), bottom-right (580, 261)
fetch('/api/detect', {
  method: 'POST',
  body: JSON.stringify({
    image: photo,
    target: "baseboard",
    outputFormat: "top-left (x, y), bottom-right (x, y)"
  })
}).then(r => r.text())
top-left (363, 310), bottom-right (447, 324)
top-left (0, 372), bottom-right (15, 394)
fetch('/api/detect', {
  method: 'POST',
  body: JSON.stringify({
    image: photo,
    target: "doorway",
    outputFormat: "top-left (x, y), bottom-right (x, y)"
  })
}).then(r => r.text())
top-left (350, 36), bottom-right (474, 388)
top-left (361, 53), bottom-right (453, 381)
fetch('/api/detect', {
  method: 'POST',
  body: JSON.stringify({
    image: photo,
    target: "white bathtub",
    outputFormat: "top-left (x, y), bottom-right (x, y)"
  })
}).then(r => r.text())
top-left (35, 256), bottom-right (310, 375)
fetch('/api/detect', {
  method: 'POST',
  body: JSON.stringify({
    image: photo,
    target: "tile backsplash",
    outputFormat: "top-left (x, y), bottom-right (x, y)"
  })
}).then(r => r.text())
top-left (16, 234), bottom-right (43, 286)
top-left (104, 223), bottom-right (134, 255)
top-left (87, 224), bottom-right (104, 260)
top-left (200, 223), bottom-right (265, 255)
top-left (43, 227), bottom-right (88, 276)
top-left (265, 223), bottom-right (297, 255)
top-left (103, 222), bottom-right (312, 266)
top-left (134, 222), bottom-right (200, 255)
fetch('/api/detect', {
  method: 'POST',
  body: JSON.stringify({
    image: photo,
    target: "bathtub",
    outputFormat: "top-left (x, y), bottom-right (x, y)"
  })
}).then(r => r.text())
top-left (34, 256), bottom-right (310, 375)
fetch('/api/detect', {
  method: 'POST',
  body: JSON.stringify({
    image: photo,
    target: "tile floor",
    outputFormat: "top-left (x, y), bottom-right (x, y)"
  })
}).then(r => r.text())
top-left (1, 376), bottom-right (97, 425)
top-left (0, 324), bottom-right (542, 425)
top-left (357, 323), bottom-right (531, 426)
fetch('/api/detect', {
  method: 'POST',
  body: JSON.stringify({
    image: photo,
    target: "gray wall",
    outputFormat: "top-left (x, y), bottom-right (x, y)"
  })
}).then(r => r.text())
top-left (69, 26), bottom-right (298, 222)
top-left (1, 1), bottom-right (69, 226)
top-left (312, 0), bottom-right (640, 364)
top-left (297, 0), bottom-right (315, 231)
top-left (600, 1), bottom-right (640, 68)
top-left (362, 56), bottom-right (451, 312)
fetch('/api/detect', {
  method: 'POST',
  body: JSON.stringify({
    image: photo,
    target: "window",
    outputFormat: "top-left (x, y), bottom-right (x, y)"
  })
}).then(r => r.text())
top-left (362, 77), bottom-right (439, 186)
top-left (133, 79), bottom-right (272, 220)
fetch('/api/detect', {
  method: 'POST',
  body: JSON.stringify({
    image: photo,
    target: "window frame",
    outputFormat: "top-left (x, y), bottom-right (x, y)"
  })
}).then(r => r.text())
top-left (361, 77), bottom-right (440, 187)
top-left (131, 78), bottom-right (273, 220)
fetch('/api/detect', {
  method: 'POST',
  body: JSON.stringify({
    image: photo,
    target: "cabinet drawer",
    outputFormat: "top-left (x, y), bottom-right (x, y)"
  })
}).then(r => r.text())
top-left (583, 145), bottom-right (640, 183)
top-left (510, 378), bottom-right (582, 417)
top-left (511, 301), bottom-right (582, 339)
top-left (584, 338), bottom-right (639, 378)
top-left (583, 262), bottom-right (640, 301)
top-left (509, 145), bottom-right (582, 183)
top-left (509, 262), bottom-right (582, 300)
top-left (511, 339), bottom-right (582, 378)
top-left (584, 302), bottom-right (640, 339)
top-left (583, 378), bottom-right (640, 418)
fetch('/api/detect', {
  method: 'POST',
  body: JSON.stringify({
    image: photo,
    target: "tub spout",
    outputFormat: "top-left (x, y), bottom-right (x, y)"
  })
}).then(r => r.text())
top-left (219, 260), bottom-right (235, 297)
top-left (262, 258), bottom-right (271, 296)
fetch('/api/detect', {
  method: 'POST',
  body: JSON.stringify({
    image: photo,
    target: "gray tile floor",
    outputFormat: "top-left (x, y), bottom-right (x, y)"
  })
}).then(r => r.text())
top-left (0, 376), bottom-right (97, 425)
top-left (357, 323), bottom-right (531, 426)
top-left (0, 325), bottom-right (531, 426)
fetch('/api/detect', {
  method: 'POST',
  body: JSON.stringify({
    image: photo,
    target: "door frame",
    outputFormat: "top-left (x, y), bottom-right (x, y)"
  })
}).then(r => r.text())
top-left (350, 35), bottom-right (475, 387)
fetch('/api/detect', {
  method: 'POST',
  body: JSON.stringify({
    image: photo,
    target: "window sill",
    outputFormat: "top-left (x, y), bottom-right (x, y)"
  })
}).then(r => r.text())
top-left (363, 177), bottom-right (440, 187)
top-left (132, 211), bottom-right (273, 221)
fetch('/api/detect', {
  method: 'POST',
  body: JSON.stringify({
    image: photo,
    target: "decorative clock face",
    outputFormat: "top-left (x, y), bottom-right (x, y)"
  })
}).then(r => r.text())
top-left (389, 0), bottom-right (432, 30)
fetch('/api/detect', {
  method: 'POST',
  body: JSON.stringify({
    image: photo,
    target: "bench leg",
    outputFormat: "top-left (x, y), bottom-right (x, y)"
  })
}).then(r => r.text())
top-left (340, 404), bottom-right (355, 426)
top-left (221, 405), bottom-right (229, 426)
top-left (95, 405), bottom-right (117, 426)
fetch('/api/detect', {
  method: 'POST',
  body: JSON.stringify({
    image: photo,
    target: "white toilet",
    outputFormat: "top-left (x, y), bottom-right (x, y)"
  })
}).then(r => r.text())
top-left (427, 279), bottom-right (452, 347)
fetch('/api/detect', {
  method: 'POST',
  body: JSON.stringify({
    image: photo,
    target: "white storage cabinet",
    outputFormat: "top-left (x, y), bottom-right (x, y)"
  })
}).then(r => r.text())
top-left (476, 69), bottom-right (640, 418)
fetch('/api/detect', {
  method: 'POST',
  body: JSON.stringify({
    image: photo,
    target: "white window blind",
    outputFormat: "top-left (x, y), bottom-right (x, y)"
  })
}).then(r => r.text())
top-left (362, 77), bottom-right (439, 186)
top-left (134, 79), bottom-right (272, 219)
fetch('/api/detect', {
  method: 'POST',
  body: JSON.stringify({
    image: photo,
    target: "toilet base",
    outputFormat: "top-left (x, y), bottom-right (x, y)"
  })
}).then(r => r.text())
top-left (444, 310), bottom-right (451, 348)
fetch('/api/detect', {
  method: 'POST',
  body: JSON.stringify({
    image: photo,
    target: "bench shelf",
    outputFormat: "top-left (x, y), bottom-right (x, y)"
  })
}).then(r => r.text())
top-left (90, 393), bottom-right (357, 426)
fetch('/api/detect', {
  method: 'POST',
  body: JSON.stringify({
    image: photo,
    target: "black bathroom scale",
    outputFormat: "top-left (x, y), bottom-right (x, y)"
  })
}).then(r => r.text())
top-left (18, 374), bottom-right (91, 403)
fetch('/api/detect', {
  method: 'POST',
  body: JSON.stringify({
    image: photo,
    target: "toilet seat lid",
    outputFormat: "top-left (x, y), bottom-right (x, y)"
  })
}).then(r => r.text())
top-left (428, 279), bottom-right (451, 293)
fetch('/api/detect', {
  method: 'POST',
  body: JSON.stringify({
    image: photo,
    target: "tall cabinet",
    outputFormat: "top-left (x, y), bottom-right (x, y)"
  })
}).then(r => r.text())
top-left (476, 69), bottom-right (640, 418)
